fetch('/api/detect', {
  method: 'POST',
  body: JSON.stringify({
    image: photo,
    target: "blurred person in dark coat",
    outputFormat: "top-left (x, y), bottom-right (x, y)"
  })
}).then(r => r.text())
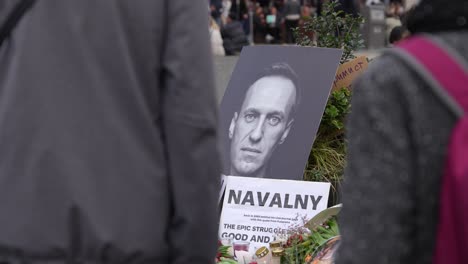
top-left (266, 6), bottom-right (282, 44)
top-left (222, 12), bottom-right (250, 55)
top-left (336, 0), bottom-right (468, 263)
top-left (283, 0), bottom-right (301, 43)
top-left (211, 0), bottom-right (224, 26)
top-left (230, 0), bottom-right (251, 35)
top-left (253, 6), bottom-right (268, 44)
top-left (337, 0), bottom-right (359, 16)
top-left (0, 1), bottom-right (220, 264)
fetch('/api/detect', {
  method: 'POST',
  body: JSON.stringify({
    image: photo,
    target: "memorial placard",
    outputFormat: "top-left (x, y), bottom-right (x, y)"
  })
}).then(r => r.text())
top-left (332, 56), bottom-right (369, 91)
top-left (219, 176), bottom-right (330, 253)
top-left (219, 46), bottom-right (342, 180)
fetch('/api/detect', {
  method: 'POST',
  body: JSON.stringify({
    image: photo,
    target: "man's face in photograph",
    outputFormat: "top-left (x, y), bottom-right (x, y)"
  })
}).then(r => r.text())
top-left (229, 75), bottom-right (296, 178)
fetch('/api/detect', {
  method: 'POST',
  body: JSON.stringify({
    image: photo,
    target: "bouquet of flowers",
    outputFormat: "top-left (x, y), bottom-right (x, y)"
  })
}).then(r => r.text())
top-left (216, 240), bottom-right (236, 264)
top-left (216, 240), bottom-right (260, 264)
top-left (282, 205), bottom-right (341, 264)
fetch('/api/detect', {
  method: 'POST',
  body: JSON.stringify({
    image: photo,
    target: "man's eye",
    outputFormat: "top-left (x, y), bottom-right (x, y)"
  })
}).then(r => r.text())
top-left (244, 114), bottom-right (256, 123)
top-left (268, 116), bottom-right (280, 126)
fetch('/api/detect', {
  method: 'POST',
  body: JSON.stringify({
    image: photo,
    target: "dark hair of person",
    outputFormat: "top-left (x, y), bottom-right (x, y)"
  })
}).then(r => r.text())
top-left (389, 26), bottom-right (406, 44)
top-left (248, 62), bottom-right (302, 119)
top-left (406, 0), bottom-right (468, 33)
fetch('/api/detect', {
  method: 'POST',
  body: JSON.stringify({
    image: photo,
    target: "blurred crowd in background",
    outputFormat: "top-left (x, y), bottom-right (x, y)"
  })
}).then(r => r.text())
top-left (208, 0), bottom-right (416, 56)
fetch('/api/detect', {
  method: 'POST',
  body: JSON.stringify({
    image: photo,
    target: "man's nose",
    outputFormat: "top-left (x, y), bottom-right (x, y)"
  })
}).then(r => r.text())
top-left (249, 118), bottom-right (265, 143)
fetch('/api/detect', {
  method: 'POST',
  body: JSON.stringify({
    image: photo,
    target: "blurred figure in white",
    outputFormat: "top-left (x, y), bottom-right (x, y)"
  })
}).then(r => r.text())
top-left (222, 0), bottom-right (232, 25)
top-left (210, 16), bottom-right (226, 56)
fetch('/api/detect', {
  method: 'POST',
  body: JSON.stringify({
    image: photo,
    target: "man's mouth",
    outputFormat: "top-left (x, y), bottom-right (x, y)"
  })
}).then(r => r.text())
top-left (241, 147), bottom-right (261, 154)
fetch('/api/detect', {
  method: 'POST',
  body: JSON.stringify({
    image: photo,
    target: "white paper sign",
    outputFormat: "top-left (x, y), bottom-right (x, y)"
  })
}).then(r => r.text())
top-left (219, 176), bottom-right (330, 253)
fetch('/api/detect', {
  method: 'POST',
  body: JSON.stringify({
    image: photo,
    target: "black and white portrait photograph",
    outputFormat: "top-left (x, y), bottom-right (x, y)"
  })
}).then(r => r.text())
top-left (219, 46), bottom-right (342, 180)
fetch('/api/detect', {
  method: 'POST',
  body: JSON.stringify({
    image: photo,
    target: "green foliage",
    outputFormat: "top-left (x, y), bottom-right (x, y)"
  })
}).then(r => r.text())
top-left (304, 88), bottom-right (351, 205)
top-left (321, 88), bottom-right (352, 134)
top-left (295, 1), bottom-right (364, 206)
top-left (294, 0), bottom-right (365, 63)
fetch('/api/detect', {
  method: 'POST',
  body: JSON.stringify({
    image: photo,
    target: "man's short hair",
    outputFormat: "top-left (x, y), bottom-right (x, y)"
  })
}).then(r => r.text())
top-left (249, 62), bottom-right (301, 119)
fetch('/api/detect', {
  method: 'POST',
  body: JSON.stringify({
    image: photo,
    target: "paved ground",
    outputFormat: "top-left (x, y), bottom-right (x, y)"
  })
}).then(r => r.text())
top-left (213, 55), bottom-right (238, 103)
